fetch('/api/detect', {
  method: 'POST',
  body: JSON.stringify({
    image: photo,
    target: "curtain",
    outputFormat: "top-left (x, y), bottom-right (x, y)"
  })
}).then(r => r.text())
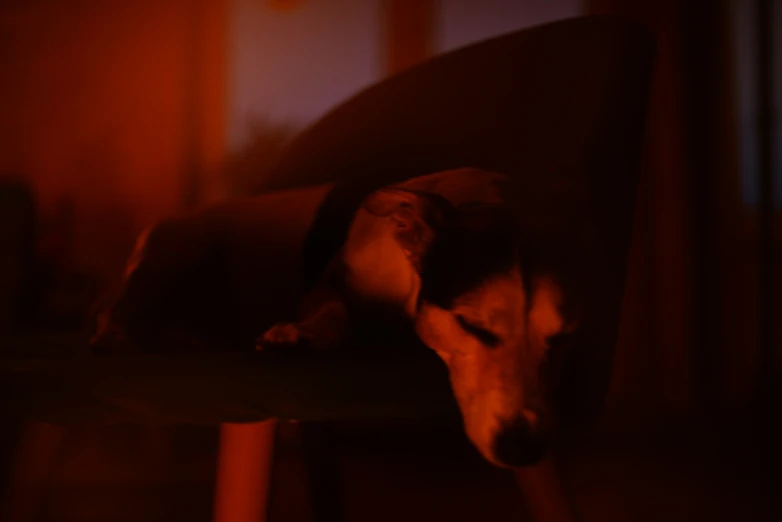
top-left (589, 0), bottom-right (780, 427)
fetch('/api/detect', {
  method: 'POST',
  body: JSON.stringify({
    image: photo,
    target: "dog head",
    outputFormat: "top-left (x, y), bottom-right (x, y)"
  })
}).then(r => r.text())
top-left (358, 184), bottom-right (579, 468)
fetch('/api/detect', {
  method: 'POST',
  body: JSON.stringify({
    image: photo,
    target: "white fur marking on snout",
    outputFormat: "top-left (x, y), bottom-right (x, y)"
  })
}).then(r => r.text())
top-left (415, 268), bottom-right (565, 468)
top-left (529, 277), bottom-right (565, 341)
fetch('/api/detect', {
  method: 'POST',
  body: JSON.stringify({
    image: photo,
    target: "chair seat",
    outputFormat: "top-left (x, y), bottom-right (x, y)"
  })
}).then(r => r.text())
top-left (0, 333), bottom-right (458, 425)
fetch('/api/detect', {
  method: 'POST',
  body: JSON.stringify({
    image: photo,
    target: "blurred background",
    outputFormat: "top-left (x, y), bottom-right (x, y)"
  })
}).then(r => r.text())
top-left (0, 0), bottom-right (780, 521)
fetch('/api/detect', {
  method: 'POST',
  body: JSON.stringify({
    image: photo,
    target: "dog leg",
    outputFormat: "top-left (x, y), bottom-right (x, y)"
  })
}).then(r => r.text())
top-left (256, 299), bottom-right (350, 352)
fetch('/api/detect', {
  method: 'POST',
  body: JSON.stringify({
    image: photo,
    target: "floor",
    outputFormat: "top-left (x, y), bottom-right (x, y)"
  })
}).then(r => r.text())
top-left (2, 414), bottom-right (780, 522)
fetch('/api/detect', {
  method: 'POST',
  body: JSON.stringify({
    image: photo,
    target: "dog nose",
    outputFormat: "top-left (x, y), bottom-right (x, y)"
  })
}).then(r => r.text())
top-left (492, 415), bottom-right (548, 467)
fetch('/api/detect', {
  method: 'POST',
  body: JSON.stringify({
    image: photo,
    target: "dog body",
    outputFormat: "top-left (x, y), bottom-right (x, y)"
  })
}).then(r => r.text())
top-left (259, 168), bottom-right (579, 468)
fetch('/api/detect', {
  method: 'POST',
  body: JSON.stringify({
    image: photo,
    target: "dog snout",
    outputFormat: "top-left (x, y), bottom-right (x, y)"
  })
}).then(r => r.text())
top-left (491, 414), bottom-right (548, 467)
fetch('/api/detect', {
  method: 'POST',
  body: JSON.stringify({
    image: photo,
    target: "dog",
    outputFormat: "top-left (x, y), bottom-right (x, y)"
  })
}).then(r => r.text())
top-left (257, 168), bottom-right (585, 468)
top-left (90, 167), bottom-right (591, 471)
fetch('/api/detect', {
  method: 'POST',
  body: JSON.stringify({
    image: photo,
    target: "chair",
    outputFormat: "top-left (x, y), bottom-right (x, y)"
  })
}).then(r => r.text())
top-left (0, 15), bottom-right (654, 522)
top-left (241, 15), bottom-right (655, 521)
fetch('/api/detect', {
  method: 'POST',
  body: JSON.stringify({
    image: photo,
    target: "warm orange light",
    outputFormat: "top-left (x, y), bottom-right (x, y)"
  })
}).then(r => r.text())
top-left (267, 0), bottom-right (305, 13)
top-left (213, 421), bottom-right (278, 522)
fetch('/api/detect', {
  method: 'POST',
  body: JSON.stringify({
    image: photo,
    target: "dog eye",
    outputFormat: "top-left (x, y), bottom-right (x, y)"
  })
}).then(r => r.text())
top-left (455, 315), bottom-right (500, 348)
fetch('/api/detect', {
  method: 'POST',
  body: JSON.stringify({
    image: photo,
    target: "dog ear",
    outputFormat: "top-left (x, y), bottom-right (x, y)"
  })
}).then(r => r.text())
top-left (361, 188), bottom-right (417, 217)
top-left (361, 188), bottom-right (440, 271)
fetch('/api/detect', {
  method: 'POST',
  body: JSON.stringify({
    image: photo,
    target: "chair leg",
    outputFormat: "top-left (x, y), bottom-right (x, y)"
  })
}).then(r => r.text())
top-left (213, 420), bottom-right (279, 522)
top-left (513, 453), bottom-right (580, 522)
top-left (300, 422), bottom-right (345, 522)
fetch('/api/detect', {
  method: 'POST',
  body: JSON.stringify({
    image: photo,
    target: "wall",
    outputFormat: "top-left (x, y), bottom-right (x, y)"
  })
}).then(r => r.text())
top-left (436, 0), bottom-right (582, 53)
top-left (227, 0), bottom-right (583, 151)
top-left (0, 0), bottom-right (227, 286)
top-left (228, 0), bottom-right (383, 149)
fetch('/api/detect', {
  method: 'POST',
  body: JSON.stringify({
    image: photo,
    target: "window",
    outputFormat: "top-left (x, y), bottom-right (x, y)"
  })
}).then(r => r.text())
top-left (227, 0), bottom-right (383, 150)
top-left (730, 0), bottom-right (782, 209)
top-left (435, 0), bottom-right (582, 54)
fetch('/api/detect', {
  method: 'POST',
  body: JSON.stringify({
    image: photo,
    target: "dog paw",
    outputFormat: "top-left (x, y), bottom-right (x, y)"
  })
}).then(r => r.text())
top-left (256, 322), bottom-right (314, 352)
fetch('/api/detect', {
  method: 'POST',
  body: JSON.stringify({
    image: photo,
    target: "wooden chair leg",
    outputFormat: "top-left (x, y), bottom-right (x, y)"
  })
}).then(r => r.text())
top-left (300, 422), bottom-right (345, 522)
top-left (213, 420), bottom-right (279, 522)
top-left (514, 453), bottom-right (580, 522)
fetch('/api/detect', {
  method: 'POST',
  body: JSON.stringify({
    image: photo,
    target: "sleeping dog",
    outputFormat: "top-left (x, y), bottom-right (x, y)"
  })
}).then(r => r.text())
top-left (91, 167), bottom-right (589, 470)
top-left (257, 168), bottom-right (584, 468)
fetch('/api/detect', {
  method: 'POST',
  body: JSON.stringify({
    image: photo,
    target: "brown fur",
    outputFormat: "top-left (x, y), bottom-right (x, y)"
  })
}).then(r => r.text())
top-left (258, 169), bottom-right (577, 468)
